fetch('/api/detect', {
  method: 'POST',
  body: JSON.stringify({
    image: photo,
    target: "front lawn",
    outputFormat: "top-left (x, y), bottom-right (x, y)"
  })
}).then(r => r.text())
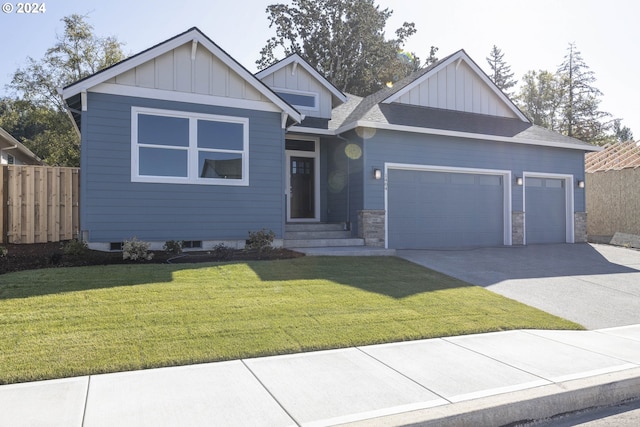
top-left (0, 257), bottom-right (583, 384)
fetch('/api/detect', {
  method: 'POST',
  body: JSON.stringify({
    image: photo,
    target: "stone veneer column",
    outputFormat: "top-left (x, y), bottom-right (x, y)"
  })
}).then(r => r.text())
top-left (512, 211), bottom-right (524, 245)
top-left (574, 212), bottom-right (587, 243)
top-left (357, 210), bottom-right (385, 247)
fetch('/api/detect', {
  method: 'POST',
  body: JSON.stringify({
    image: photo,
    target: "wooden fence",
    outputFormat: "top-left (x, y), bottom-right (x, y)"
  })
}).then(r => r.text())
top-left (0, 165), bottom-right (80, 244)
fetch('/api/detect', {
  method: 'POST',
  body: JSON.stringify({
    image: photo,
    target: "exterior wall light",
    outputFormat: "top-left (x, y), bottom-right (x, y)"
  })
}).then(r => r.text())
top-left (577, 180), bottom-right (585, 188)
top-left (373, 168), bottom-right (382, 180)
top-left (515, 176), bottom-right (523, 186)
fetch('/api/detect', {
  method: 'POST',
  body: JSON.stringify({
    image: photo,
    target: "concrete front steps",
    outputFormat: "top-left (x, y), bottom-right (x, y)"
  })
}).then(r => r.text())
top-left (284, 223), bottom-right (395, 256)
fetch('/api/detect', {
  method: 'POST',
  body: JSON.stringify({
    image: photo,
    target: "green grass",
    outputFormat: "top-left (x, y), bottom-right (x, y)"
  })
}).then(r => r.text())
top-left (0, 257), bottom-right (583, 384)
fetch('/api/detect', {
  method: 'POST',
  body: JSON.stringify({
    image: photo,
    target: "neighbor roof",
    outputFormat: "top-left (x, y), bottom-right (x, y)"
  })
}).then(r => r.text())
top-left (0, 127), bottom-right (43, 165)
top-left (585, 142), bottom-right (640, 172)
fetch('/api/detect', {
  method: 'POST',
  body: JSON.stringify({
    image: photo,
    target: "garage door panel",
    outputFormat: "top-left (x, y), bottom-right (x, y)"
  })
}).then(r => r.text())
top-left (525, 178), bottom-right (566, 244)
top-left (388, 169), bottom-right (504, 249)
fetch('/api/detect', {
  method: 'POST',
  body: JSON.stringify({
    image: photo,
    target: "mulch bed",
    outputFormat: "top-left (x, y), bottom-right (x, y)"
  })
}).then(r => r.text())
top-left (0, 242), bottom-right (303, 275)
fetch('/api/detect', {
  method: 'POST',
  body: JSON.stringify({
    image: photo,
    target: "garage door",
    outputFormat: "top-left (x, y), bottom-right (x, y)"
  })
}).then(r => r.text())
top-left (388, 169), bottom-right (504, 249)
top-left (525, 177), bottom-right (566, 244)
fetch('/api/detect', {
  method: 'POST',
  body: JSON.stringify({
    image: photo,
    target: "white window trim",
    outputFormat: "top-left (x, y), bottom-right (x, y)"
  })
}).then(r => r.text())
top-left (285, 135), bottom-right (320, 222)
top-left (522, 172), bottom-right (575, 244)
top-left (131, 107), bottom-right (249, 186)
top-left (273, 87), bottom-right (319, 112)
top-left (384, 163), bottom-right (513, 249)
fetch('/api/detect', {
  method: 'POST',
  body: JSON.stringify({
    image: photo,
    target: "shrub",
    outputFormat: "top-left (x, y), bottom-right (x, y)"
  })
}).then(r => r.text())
top-left (122, 237), bottom-right (154, 261)
top-left (62, 239), bottom-right (88, 256)
top-left (246, 228), bottom-right (275, 253)
top-left (212, 243), bottom-right (234, 261)
top-left (163, 240), bottom-right (183, 254)
top-left (0, 246), bottom-right (7, 258)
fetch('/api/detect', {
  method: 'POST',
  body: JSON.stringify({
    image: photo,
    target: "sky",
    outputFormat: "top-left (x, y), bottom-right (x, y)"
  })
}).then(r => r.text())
top-left (1, 0), bottom-right (638, 136)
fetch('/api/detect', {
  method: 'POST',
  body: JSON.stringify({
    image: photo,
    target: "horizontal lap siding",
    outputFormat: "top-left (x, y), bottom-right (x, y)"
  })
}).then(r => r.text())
top-left (362, 130), bottom-right (585, 212)
top-left (82, 93), bottom-right (284, 242)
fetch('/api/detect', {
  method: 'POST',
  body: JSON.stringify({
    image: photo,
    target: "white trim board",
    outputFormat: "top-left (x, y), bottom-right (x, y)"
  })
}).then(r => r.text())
top-left (384, 163), bottom-right (513, 249)
top-left (91, 83), bottom-right (282, 113)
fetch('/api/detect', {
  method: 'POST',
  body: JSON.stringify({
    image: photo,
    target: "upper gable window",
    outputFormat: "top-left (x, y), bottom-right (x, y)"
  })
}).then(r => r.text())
top-left (274, 88), bottom-right (318, 111)
top-left (132, 107), bottom-right (248, 186)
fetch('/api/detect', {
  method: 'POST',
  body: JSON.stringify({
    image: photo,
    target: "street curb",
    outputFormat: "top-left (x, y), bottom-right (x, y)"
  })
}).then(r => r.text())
top-left (341, 367), bottom-right (640, 426)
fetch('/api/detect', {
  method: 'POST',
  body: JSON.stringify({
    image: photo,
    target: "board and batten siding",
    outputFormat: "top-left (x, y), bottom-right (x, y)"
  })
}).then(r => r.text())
top-left (361, 129), bottom-right (586, 213)
top-left (395, 60), bottom-right (517, 118)
top-left (259, 63), bottom-right (333, 119)
top-left (104, 42), bottom-right (267, 101)
top-left (81, 92), bottom-right (285, 244)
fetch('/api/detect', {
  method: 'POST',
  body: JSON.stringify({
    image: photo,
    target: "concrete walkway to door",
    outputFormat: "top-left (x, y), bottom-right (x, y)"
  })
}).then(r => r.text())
top-left (398, 243), bottom-right (640, 330)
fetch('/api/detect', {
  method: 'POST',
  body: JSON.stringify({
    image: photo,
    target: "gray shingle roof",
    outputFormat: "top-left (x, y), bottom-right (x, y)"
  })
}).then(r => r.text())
top-left (328, 51), bottom-right (596, 151)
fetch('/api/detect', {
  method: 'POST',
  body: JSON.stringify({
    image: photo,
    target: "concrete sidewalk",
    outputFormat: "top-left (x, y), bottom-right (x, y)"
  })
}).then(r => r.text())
top-left (2, 325), bottom-right (640, 427)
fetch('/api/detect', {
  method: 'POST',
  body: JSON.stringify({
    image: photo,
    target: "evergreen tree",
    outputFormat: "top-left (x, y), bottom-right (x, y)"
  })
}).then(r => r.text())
top-left (611, 119), bottom-right (634, 142)
top-left (556, 43), bottom-right (610, 144)
top-left (486, 45), bottom-right (517, 97)
top-left (256, 0), bottom-right (432, 96)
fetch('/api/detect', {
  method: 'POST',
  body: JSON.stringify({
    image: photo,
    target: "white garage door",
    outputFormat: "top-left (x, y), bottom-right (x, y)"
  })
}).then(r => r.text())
top-left (387, 168), bottom-right (505, 249)
top-left (525, 177), bottom-right (567, 244)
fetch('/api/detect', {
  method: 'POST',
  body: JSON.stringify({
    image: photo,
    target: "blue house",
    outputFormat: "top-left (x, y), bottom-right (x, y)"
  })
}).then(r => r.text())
top-left (62, 27), bottom-right (599, 251)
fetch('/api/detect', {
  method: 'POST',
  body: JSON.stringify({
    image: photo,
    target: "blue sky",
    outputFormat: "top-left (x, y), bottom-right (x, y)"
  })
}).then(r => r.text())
top-left (1, 0), bottom-right (638, 135)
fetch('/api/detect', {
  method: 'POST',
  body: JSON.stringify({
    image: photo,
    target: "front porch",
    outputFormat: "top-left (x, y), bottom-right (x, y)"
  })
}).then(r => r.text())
top-left (283, 222), bottom-right (395, 256)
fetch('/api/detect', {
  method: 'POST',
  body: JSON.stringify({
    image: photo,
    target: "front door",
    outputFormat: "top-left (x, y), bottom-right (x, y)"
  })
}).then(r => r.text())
top-left (286, 137), bottom-right (319, 222)
top-left (290, 156), bottom-right (315, 219)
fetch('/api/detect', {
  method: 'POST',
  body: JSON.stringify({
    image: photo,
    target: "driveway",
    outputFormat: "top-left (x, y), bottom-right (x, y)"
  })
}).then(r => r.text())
top-left (398, 243), bottom-right (640, 329)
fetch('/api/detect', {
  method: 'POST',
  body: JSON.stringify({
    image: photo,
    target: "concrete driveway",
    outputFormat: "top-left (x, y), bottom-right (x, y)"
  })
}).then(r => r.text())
top-left (398, 243), bottom-right (640, 329)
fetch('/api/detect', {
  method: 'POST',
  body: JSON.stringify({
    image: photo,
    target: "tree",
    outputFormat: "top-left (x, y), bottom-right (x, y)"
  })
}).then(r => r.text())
top-left (516, 70), bottom-right (562, 130)
top-left (256, 0), bottom-right (431, 96)
top-left (486, 45), bottom-right (517, 97)
top-left (4, 14), bottom-right (125, 166)
top-left (611, 119), bottom-right (634, 142)
top-left (556, 43), bottom-right (610, 144)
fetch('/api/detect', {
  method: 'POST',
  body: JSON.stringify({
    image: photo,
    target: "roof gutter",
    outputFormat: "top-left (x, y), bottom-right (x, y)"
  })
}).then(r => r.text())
top-left (334, 121), bottom-right (603, 152)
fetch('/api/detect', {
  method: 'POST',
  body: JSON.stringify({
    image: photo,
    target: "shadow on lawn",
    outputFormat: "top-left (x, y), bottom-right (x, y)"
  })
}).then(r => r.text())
top-left (0, 256), bottom-right (471, 300)
top-left (0, 263), bottom-right (194, 300)
top-left (248, 256), bottom-right (473, 299)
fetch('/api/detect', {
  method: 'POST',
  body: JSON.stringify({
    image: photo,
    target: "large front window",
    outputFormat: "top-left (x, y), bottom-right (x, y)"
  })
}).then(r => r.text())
top-left (132, 107), bottom-right (249, 185)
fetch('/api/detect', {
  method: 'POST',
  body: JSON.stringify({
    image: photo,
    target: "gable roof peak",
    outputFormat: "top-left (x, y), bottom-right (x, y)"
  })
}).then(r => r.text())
top-left (61, 27), bottom-right (302, 123)
top-left (379, 49), bottom-right (528, 122)
top-left (256, 53), bottom-right (347, 105)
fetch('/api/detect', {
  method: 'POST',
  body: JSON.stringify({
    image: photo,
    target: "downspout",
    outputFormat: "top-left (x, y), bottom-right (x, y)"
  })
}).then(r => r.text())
top-left (57, 88), bottom-right (81, 139)
top-left (336, 133), bottom-right (351, 231)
